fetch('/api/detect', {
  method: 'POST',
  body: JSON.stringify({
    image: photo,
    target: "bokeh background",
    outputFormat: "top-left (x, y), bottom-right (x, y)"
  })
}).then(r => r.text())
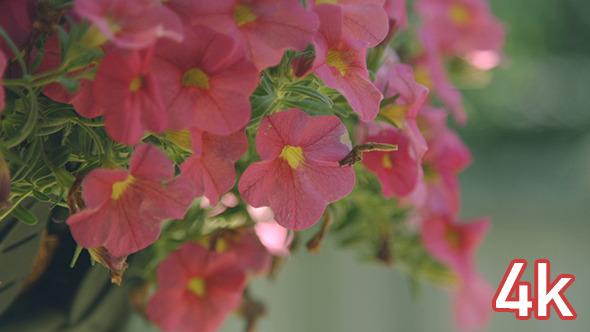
top-left (2, 0), bottom-right (589, 331)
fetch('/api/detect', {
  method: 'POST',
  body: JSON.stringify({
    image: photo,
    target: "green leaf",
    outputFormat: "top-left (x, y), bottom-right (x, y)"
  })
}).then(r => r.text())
top-left (282, 85), bottom-right (333, 106)
top-left (10, 205), bottom-right (38, 225)
top-left (58, 76), bottom-right (80, 93)
top-left (70, 244), bottom-right (84, 268)
top-left (48, 145), bottom-right (72, 169)
top-left (379, 93), bottom-right (400, 108)
top-left (57, 25), bottom-right (70, 63)
top-left (32, 190), bottom-right (51, 202)
top-left (282, 99), bottom-right (333, 116)
top-left (250, 95), bottom-right (275, 121)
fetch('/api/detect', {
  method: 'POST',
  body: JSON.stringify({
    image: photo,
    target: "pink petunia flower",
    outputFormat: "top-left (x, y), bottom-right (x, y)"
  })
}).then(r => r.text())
top-left (421, 215), bottom-right (490, 282)
top-left (309, 0), bottom-right (389, 47)
top-left (190, 0), bottom-right (319, 71)
top-left (66, 144), bottom-right (194, 256)
top-left (174, 127), bottom-right (248, 206)
top-left (74, 0), bottom-right (183, 50)
top-left (313, 5), bottom-right (383, 121)
top-left (152, 25), bottom-right (258, 133)
top-left (146, 242), bottom-right (246, 332)
top-left (453, 274), bottom-right (493, 331)
top-left (413, 106), bottom-right (471, 217)
top-left (0, 50), bottom-right (6, 113)
top-left (218, 227), bottom-right (273, 276)
top-left (384, 0), bottom-right (408, 34)
top-left (37, 27), bottom-right (103, 118)
top-left (361, 122), bottom-right (421, 198)
top-left (416, 0), bottom-right (505, 57)
top-left (416, 29), bottom-right (468, 124)
top-left (248, 206), bottom-right (293, 257)
top-left (239, 108), bottom-right (355, 230)
top-left (375, 62), bottom-right (429, 160)
top-left (93, 46), bottom-right (167, 145)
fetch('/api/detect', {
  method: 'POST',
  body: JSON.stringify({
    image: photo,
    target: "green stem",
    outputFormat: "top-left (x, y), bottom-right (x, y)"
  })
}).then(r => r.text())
top-left (0, 27), bottom-right (28, 75)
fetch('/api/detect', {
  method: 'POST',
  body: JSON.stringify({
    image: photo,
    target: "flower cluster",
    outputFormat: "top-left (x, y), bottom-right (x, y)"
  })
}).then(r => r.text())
top-left (0, 0), bottom-right (505, 331)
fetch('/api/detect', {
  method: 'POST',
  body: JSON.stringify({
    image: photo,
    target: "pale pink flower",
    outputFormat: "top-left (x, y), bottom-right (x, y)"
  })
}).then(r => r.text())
top-left (153, 25), bottom-right (258, 133)
top-left (178, 128), bottom-right (248, 206)
top-left (66, 144), bottom-right (194, 256)
top-left (416, 0), bottom-right (505, 56)
top-left (93, 46), bottom-right (167, 144)
top-left (74, 0), bottom-right (183, 49)
top-left (239, 108), bottom-right (355, 230)
top-left (190, 0), bottom-right (319, 71)
top-left (309, 0), bottom-right (389, 47)
top-left (313, 6), bottom-right (383, 121)
top-left (146, 242), bottom-right (246, 332)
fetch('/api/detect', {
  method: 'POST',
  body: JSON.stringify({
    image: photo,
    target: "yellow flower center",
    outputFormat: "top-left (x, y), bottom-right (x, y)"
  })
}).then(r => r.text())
top-left (187, 277), bottom-right (206, 297)
top-left (445, 228), bottom-right (462, 249)
top-left (382, 154), bottom-right (393, 169)
top-left (165, 129), bottom-right (193, 152)
top-left (449, 3), bottom-right (471, 26)
top-left (129, 76), bottom-right (143, 92)
top-left (326, 50), bottom-right (349, 77)
top-left (233, 4), bottom-right (257, 26)
top-left (111, 175), bottom-right (135, 200)
top-left (380, 104), bottom-right (409, 128)
top-left (422, 164), bottom-right (440, 183)
top-left (280, 145), bottom-right (305, 169)
top-left (413, 65), bottom-right (432, 89)
top-left (315, 0), bottom-right (338, 4)
top-left (182, 68), bottom-right (210, 89)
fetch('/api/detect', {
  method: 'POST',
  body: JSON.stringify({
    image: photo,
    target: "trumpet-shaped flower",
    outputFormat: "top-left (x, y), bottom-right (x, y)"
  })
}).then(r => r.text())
top-left (239, 108), bottom-right (355, 230)
top-left (416, 0), bottom-right (504, 56)
top-left (74, 0), bottom-right (183, 49)
top-left (171, 127), bottom-right (248, 205)
top-left (421, 215), bottom-right (490, 282)
top-left (417, 31), bottom-right (467, 124)
top-left (375, 62), bottom-right (429, 160)
top-left (66, 144), bottom-right (194, 256)
top-left (384, 0), bottom-right (408, 34)
top-left (190, 0), bottom-right (319, 71)
top-left (208, 227), bottom-right (274, 277)
top-left (313, 6), bottom-right (383, 121)
top-left (414, 106), bottom-right (471, 217)
top-left (153, 25), bottom-right (258, 133)
top-left (309, 0), bottom-right (389, 47)
top-left (146, 242), bottom-right (246, 332)
top-left (453, 274), bottom-right (493, 331)
top-left (361, 123), bottom-right (420, 198)
top-left (93, 47), bottom-right (167, 144)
